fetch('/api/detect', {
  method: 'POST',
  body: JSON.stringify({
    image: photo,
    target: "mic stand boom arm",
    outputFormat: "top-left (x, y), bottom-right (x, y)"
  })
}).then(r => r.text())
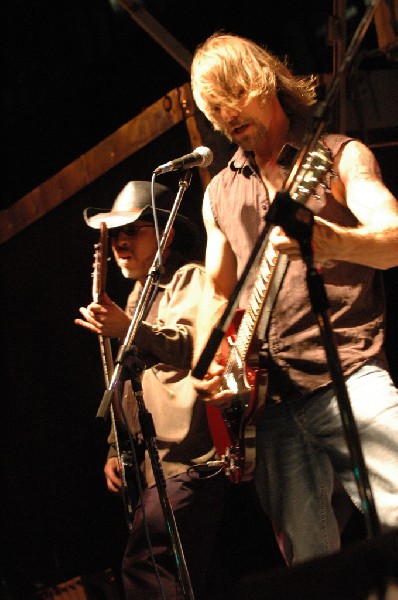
top-left (97, 170), bottom-right (195, 600)
top-left (285, 0), bottom-right (381, 193)
top-left (266, 191), bottom-right (380, 539)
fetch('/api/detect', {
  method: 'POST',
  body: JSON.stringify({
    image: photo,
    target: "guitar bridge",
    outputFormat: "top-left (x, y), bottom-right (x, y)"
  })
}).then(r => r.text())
top-left (221, 445), bottom-right (244, 484)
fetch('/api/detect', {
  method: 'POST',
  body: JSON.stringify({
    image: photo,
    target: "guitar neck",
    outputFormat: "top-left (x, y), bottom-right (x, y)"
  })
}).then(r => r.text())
top-left (98, 334), bottom-right (114, 387)
top-left (91, 223), bottom-right (135, 528)
top-left (230, 241), bottom-right (279, 365)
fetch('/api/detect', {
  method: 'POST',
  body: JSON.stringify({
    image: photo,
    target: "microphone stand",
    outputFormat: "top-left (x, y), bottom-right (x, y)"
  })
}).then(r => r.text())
top-left (265, 191), bottom-right (380, 539)
top-left (97, 170), bottom-right (195, 600)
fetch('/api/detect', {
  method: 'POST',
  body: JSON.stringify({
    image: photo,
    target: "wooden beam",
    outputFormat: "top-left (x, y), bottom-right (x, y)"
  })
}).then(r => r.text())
top-left (0, 84), bottom-right (193, 244)
top-left (117, 0), bottom-right (193, 73)
top-left (374, 0), bottom-right (398, 52)
top-left (178, 84), bottom-right (212, 190)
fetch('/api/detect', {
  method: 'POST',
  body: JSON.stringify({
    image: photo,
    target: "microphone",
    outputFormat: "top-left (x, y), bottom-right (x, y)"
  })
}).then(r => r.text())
top-left (153, 146), bottom-right (213, 175)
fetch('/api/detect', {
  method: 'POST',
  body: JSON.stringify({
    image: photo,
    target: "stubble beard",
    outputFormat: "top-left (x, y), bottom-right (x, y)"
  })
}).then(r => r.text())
top-left (231, 120), bottom-right (269, 152)
top-left (116, 258), bottom-right (137, 280)
top-left (120, 266), bottom-right (132, 279)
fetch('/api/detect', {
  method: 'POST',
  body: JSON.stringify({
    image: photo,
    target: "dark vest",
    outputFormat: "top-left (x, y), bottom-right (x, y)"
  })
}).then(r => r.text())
top-left (208, 134), bottom-right (387, 402)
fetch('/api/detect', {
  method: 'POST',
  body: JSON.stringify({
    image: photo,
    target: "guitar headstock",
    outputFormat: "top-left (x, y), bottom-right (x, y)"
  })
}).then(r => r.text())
top-left (289, 140), bottom-right (332, 204)
top-left (92, 222), bottom-right (108, 303)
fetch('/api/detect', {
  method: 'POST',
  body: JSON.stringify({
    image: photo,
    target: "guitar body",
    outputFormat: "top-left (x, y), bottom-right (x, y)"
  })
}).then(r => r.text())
top-left (206, 309), bottom-right (267, 483)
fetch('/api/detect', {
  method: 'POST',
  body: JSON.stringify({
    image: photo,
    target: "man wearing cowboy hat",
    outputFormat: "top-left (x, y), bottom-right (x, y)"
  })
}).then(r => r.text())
top-left (75, 180), bottom-right (231, 599)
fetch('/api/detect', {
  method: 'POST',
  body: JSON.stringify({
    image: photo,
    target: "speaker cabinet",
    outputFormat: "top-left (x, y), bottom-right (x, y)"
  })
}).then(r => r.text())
top-left (232, 530), bottom-right (398, 600)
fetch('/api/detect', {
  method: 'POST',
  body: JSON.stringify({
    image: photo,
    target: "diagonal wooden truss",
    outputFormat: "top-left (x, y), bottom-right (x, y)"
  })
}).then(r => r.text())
top-left (0, 81), bottom-right (211, 245)
top-left (0, 2), bottom-right (209, 245)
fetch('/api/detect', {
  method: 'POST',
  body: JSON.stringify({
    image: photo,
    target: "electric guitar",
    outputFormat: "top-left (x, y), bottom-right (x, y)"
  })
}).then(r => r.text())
top-left (92, 223), bottom-right (136, 529)
top-left (206, 140), bottom-right (332, 483)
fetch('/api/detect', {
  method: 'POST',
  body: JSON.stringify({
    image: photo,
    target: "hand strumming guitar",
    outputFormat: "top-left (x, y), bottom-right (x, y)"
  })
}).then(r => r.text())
top-left (191, 359), bottom-right (235, 410)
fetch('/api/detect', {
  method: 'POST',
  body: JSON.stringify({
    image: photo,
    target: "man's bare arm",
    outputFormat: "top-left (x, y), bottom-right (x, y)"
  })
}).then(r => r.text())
top-left (312, 140), bottom-right (398, 269)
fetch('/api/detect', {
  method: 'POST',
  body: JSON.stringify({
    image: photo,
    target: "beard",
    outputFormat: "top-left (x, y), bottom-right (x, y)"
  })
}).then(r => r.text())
top-left (118, 258), bottom-right (149, 281)
top-left (120, 266), bottom-right (132, 279)
top-left (230, 119), bottom-right (269, 151)
top-left (116, 258), bottom-right (137, 280)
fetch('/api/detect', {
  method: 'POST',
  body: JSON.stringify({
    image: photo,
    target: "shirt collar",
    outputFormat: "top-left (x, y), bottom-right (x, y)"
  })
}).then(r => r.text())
top-left (229, 147), bottom-right (253, 172)
top-left (228, 143), bottom-right (299, 174)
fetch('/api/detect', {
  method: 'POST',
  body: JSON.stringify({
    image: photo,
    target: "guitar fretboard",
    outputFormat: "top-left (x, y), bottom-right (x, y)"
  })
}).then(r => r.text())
top-left (231, 242), bottom-right (278, 364)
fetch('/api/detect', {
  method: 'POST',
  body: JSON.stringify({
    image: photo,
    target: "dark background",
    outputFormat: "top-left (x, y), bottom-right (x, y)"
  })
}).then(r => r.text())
top-left (1, 1), bottom-right (398, 598)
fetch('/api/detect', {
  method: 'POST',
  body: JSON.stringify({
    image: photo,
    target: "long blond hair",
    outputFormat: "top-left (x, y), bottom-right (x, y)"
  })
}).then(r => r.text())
top-left (191, 33), bottom-right (317, 130)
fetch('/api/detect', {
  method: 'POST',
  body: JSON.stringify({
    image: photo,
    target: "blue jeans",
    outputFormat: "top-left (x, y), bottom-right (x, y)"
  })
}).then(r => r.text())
top-left (255, 360), bottom-right (398, 565)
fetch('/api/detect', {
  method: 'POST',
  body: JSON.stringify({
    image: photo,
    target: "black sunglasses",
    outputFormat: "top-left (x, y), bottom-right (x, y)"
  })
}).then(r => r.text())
top-left (108, 223), bottom-right (154, 239)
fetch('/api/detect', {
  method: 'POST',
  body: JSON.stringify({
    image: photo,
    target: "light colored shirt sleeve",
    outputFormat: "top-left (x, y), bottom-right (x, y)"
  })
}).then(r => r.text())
top-left (133, 262), bottom-right (206, 369)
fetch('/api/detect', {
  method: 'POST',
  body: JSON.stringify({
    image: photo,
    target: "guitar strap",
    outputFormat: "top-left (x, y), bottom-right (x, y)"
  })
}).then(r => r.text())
top-left (255, 134), bottom-right (330, 342)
